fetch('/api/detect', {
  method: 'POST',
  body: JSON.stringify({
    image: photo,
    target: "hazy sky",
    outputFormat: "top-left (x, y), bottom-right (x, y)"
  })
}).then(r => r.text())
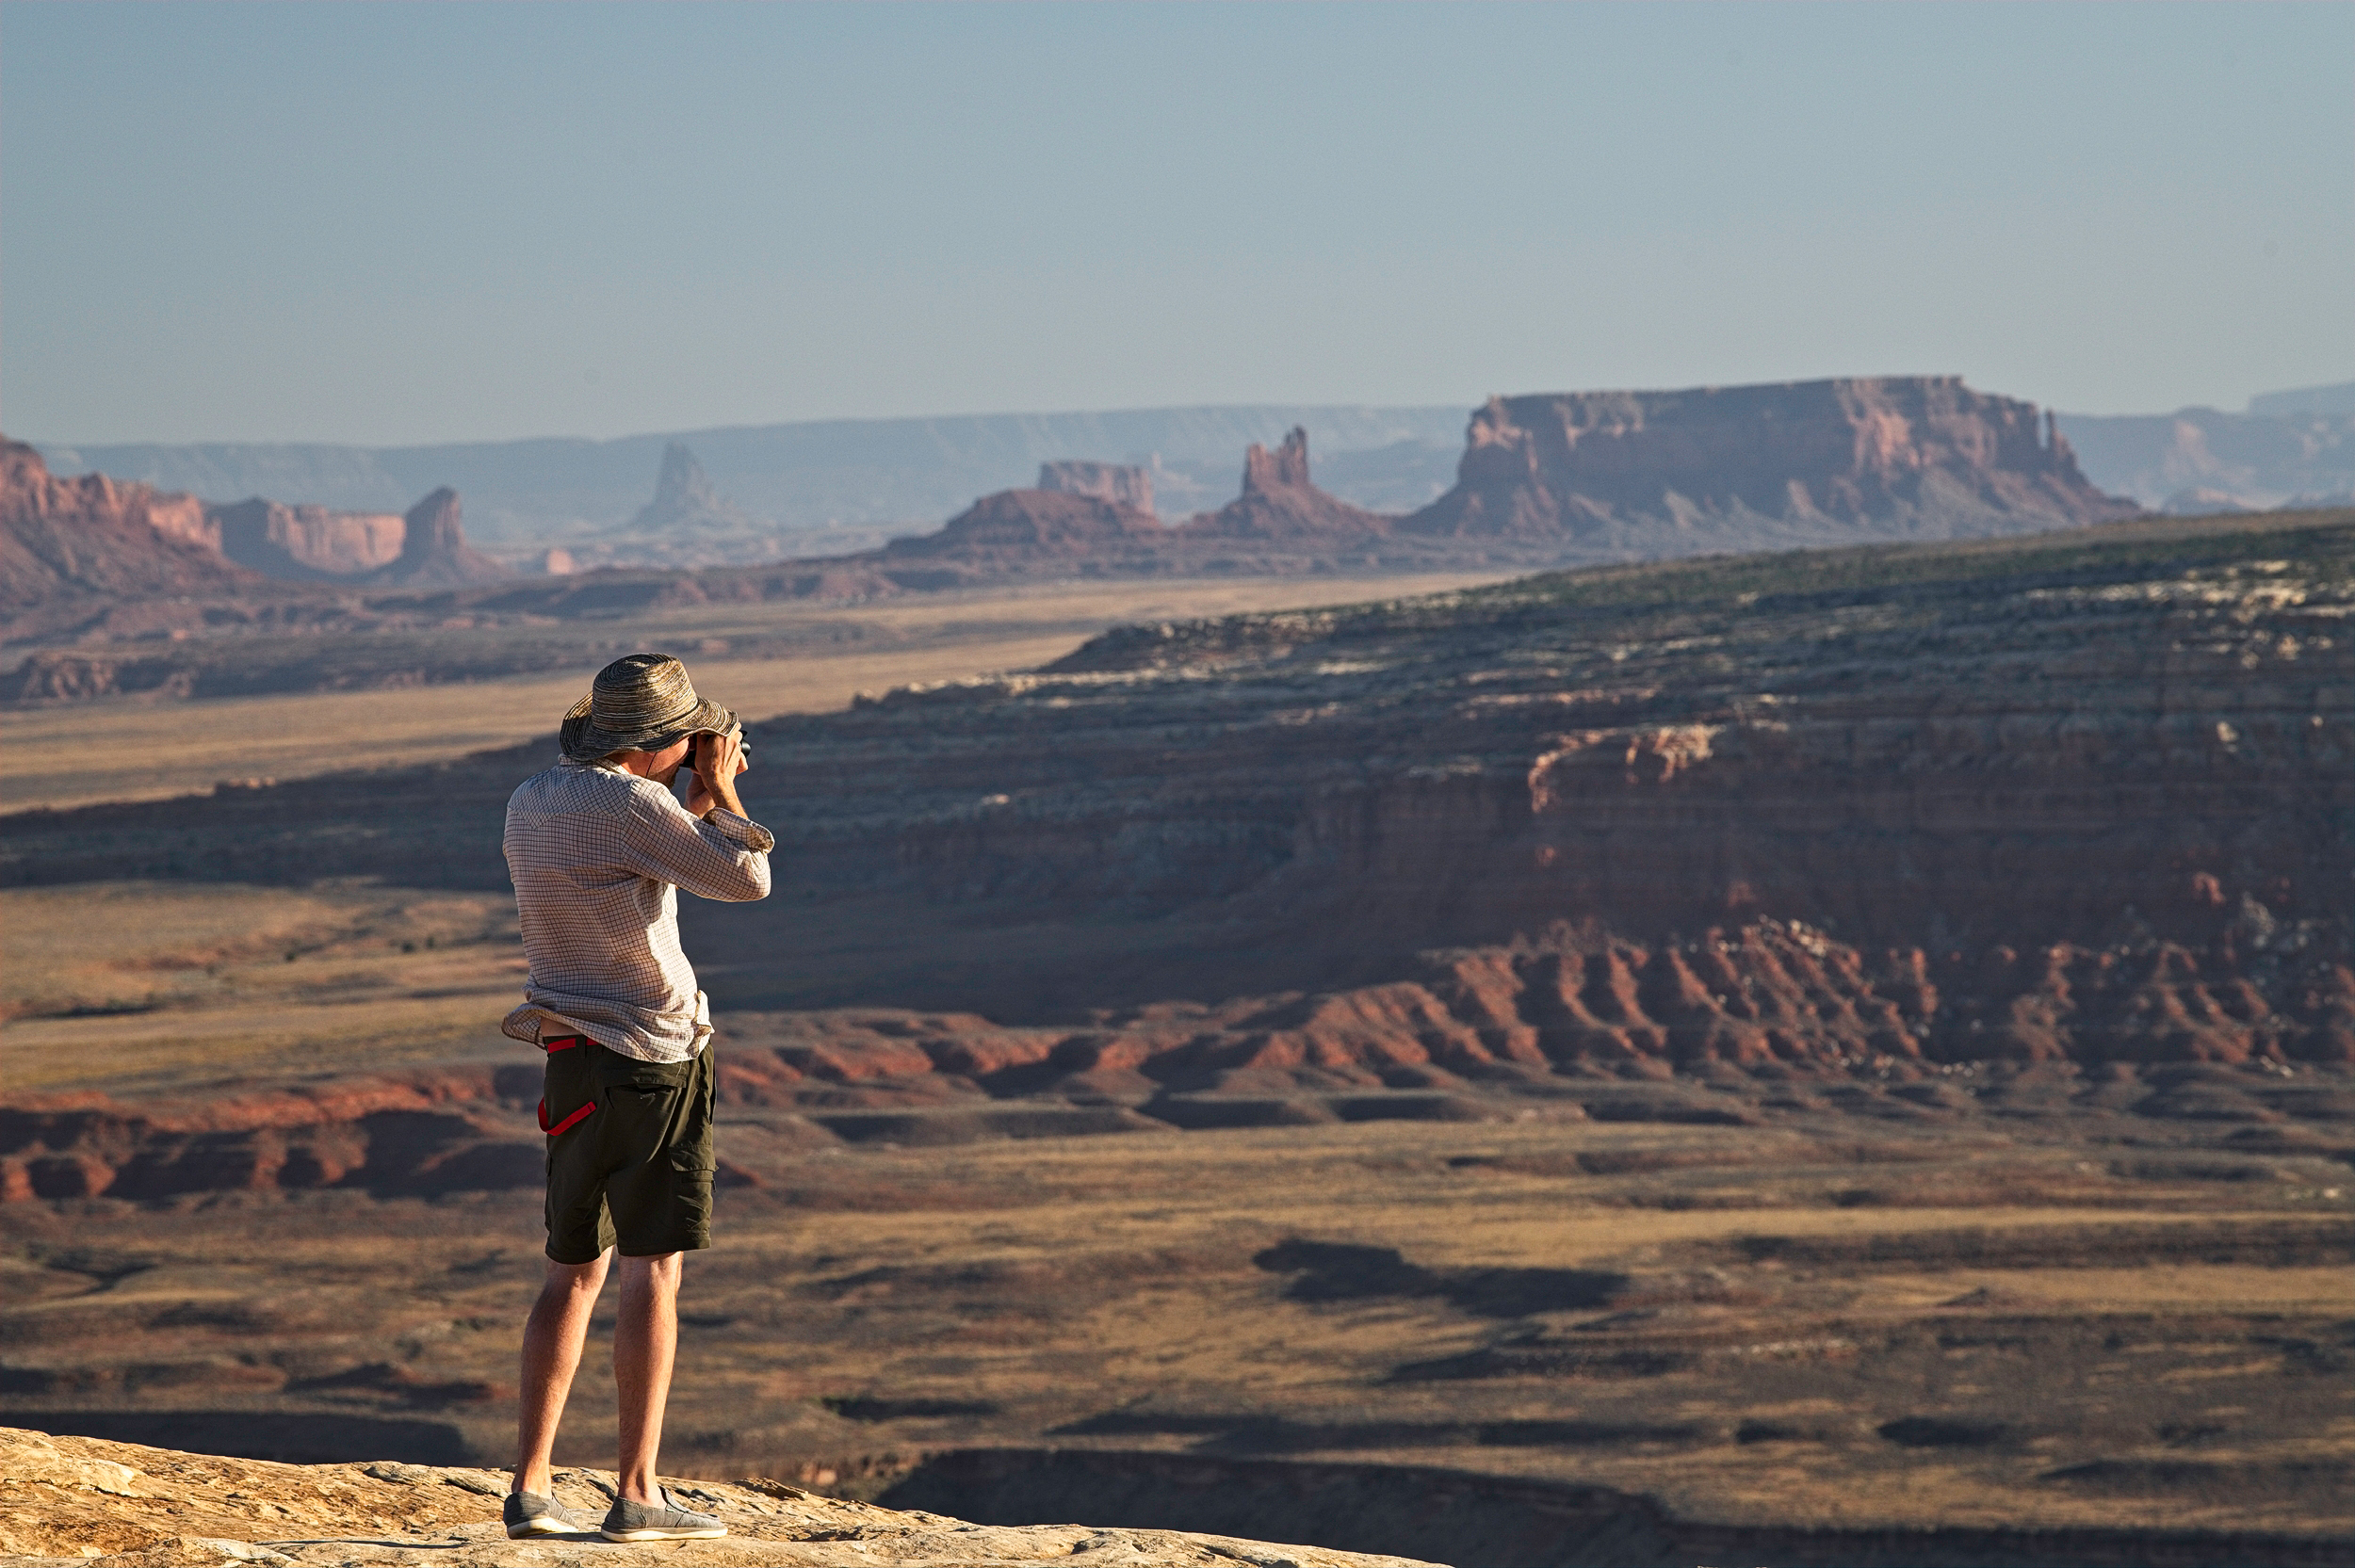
top-left (5, 2), bottom-right (2349, 445)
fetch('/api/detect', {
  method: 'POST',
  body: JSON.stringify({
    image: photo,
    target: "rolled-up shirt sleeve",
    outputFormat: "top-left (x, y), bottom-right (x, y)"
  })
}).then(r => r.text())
top-left (619, 790), bottom-right (774, 902)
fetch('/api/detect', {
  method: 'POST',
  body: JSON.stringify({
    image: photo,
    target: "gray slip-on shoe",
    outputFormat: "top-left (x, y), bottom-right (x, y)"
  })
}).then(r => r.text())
top-left (504, 1490), bottom-right (592, 1538)
top-left (601, 1487), bottom-right (727, 1542)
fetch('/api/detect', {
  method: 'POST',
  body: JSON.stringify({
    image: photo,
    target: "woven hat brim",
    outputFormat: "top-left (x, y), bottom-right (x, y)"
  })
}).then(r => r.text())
top-left (559, 692), bottom-right (734, 759)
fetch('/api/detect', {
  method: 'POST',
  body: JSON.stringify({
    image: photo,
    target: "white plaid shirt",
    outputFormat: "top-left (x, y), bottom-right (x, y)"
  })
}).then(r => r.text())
top-left (501, 758), bottom-right (774, 1062)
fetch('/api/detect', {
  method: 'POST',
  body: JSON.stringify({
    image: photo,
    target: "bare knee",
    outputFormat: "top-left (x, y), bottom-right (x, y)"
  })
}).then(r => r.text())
top-left (615, 1251), bottom-right (683, 1299)
top-left (538, 1252), bottom-right (609, 1307)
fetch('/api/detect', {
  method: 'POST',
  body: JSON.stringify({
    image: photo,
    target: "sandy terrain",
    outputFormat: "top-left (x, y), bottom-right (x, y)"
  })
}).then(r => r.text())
top-left (0, 883), bottom-right (520, 1095)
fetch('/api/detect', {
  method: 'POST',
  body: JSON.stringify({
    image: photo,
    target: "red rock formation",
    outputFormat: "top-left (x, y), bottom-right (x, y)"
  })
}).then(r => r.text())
top-left (1, 439), bottom-right (494, 623)
top-left (1406, 378), bottom-right (2137, 543)
top-left (878, 488), bottom-right (1169, 574)
top-left (204, 497), bottom-right (407, 580)
top-left (11, 923), bottom-right (2343, 1204)
top-left (0, 439), bottom-right (256, 613)
top-left (1181, 428), bottom-right (1393, 545)
top-left (367, 488), bottom-right (505, 587)
top-left (1244, 428), bottom-right (1312, 492)
top-left (1037, 461), bottom-right (1156, 515)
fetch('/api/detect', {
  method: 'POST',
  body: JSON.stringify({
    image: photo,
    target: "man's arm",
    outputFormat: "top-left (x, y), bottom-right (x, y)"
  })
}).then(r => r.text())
top-left (621, 731), bottom-right (772, 902)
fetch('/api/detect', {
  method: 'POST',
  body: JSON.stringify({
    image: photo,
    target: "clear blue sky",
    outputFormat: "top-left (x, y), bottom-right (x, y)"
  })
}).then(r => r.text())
top-left (4, 1), bottom-right (2348, 445)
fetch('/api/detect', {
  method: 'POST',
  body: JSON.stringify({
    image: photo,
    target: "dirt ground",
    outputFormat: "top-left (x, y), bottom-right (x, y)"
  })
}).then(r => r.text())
top-left (4, 998), bottom-right (2349, 1548)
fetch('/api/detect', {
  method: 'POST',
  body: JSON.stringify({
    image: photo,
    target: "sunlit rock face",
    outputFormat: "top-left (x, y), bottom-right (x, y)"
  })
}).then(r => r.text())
top-left (1407, 378), bottom-right (2136, 545)
top-left (205, 497), bottom-right (408, 579)
top-left (0, 437), bottom-right (252, 612)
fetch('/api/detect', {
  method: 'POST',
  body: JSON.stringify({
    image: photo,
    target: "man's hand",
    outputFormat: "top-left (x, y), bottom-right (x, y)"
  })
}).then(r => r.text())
top-left (682, 728), bottom-right (748, 820)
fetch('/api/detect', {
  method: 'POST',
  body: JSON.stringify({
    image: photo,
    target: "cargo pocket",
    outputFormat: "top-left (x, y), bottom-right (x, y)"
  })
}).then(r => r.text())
top-left (539, 1040), bottom-right (599, 1137)
top-left (670, 1049), bottom-right (718, 1237)
top-left (670, 1144), bottom-right (714, 1235)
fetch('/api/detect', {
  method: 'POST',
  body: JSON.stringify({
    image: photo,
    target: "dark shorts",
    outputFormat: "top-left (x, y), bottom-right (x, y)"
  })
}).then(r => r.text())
top-left (538, 1035), bottom-right (716, 1265)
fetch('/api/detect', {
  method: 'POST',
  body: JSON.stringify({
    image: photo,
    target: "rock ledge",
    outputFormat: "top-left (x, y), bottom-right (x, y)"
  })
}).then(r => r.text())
top-left (0, 1426), bottom-right (1435, 1568)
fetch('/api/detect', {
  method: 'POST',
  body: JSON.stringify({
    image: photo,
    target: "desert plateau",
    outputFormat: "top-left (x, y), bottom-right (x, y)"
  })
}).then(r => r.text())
top-left (4, 418), bottom-right (2351, 1565)
top-left (13, 2), bottom-right (2353, 1558)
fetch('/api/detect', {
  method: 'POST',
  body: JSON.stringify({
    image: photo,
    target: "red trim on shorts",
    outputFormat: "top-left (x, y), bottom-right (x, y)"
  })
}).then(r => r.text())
top-left (539, 1098), bottom-right (595, 1137)
top-left (542, 1035), bottom-right (586, 1053)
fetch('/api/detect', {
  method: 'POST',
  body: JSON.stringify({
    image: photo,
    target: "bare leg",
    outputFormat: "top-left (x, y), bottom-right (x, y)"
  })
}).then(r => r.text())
top-left (612, 1251), bottom-right (683, 1504)
top-left (513, 1253), bottom-right (609, 1496)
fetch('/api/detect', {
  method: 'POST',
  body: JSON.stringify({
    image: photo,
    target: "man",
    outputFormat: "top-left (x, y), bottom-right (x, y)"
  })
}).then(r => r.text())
top-left (496, 653), bottom-right (772, 1543)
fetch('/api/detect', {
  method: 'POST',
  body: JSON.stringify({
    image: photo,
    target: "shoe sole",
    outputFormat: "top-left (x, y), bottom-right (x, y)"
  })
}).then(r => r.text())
top-left (601, 1528), bottom-right (727, 1541)
top-left (506, 1520), bottom-right (580, 1539)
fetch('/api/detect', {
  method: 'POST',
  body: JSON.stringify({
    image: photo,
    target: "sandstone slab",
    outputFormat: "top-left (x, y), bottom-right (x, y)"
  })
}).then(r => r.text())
top-left (0, 1426), bottom-right (1436, 1568)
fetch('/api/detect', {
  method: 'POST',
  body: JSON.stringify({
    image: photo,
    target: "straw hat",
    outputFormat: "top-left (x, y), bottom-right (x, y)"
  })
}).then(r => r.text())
top-left (559, 654), bottom-right (734, 760)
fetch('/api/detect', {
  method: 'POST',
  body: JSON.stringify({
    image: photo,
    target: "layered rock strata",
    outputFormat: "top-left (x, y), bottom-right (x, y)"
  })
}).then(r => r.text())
top-left (698, 508), bottom-right (2352, 1055)
top-left (6, 509), bottom-right (2347, 1082)
top-left (1407, 378), bottom-right (2136, 547)
top-left (10, 972), bottom-right (2353, 1207)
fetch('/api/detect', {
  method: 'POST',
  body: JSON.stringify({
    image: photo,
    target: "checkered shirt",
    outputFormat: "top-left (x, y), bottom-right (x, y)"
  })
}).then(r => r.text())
top-left (501, 757), bottom-right (774, 1062)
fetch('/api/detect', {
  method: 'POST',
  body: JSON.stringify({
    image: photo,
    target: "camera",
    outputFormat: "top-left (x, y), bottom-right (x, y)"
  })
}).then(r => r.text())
top-left (676, 719), bottom-right (748, 776)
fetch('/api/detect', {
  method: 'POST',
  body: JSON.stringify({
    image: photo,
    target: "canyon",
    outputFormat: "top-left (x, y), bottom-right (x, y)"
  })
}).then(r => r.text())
top-left (8, 504), bottom-right (2347, 1071)
top-left (3, 493), bottom-right (2348, 1564)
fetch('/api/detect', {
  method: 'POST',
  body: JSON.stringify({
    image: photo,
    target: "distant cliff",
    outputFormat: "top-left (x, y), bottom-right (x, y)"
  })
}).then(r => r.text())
top-left (205, 497), bottom-right (407, 579)
top-left (2056, 404), bottom-right (2355, 513)
top-left (1038, 461), bottom-right (1156, 514)
top-left (0, 440), bottom-right (256, 615)
top-left (844, 428), bottom-right (1405, 584)
top-left (1407, 378), bottom-right (2135, 547)
top-left (368, 488), bottom-right (505, 588)
top-left (0, 438), bottom-right (498, 638)
top-left (753, 384), bottom-right (2134, 590)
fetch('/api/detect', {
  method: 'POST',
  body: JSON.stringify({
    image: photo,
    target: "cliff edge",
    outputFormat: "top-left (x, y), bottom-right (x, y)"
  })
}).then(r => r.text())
top-left (0, 1425), bottom-right (1434, 1568)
